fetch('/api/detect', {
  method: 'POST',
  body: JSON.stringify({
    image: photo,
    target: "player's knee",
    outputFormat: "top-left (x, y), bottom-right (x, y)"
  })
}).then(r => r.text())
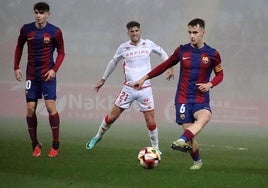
top-left (45, 102), bottom-right (57, 115)
top-left (105, 115), bottom-right (117, 125)
top-left (147, 123), bottom-right (157, 131)
top-left (26, 107), bottom-right (36, 116)
top-left (204, 115), bottom-right (211, 124)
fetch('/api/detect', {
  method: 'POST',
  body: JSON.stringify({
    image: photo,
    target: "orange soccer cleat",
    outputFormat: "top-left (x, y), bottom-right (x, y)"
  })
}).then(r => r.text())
top-left (48, 148), bottom-right (59, 158)
top-left (32, 144), bottom-right (42, 157)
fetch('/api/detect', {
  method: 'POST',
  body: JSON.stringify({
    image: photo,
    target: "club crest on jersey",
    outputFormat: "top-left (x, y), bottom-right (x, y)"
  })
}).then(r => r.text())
top-left (43, 37), bottom-right (51, 44)
top-left (202, 57), bottom-right (209, 64)
top-left (180, 113), bottom-right (185, 120)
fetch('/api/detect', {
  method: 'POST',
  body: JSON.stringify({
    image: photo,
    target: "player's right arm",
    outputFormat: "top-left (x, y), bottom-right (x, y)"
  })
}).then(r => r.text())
top-left (14, 26), bottom-right (27, 82)
top-left (14, 69), bottom-right (23, 81)
top-left (95, 46), bottom-right (122, 92)
top-left (95, 78), bottom-right (105, 92)
top-left (94, 58), bottom-right (119, 93)
top-left (134, 47), bottom-right (181, 90)
top-left (150, 40), bottom-right (174, 80)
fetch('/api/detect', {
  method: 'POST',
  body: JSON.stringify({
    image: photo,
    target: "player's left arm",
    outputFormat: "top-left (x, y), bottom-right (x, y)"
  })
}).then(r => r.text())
top-left (52, 29), bottom-right (65, 73)
top-left (197, 51), bottom-right (223, 92)
top-left (210, 51), bottom-right (224, 87)
top-left (45, 29), bottom-right (65, 81)
top-left (152, 41), bottom-right (174, 80)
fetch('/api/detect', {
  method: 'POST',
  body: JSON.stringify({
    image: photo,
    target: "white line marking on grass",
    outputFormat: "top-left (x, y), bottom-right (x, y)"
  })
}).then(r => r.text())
top-left (198, 144), bottom-right (249, 151)
top-left (224, 146), bottom-right (248, 151)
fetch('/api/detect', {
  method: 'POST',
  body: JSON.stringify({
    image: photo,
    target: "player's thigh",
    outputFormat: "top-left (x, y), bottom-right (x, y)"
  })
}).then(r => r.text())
top-left (42, 79), bottom-right (57, 100)
top-left (114, 86), bottom-right (134, 109)
top-left (136, 87), bottom-right (154, 112)
top-left (193, 109), bottom-right (212, 124)
top-left (193, 103), bottom-right (212, 123)
top-left (25, 80), bottom-right (42, 101)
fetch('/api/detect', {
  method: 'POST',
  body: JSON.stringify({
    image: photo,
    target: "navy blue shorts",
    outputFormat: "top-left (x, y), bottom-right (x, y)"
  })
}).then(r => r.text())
top-left (25, 79), bottom-right (57, 102)
top-left (175, 103), bottom-right (211, 125)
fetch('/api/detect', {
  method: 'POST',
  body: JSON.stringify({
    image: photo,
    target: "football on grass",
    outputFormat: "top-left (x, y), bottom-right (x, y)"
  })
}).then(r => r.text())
top-left (137, 147), bottom-right (161, 169)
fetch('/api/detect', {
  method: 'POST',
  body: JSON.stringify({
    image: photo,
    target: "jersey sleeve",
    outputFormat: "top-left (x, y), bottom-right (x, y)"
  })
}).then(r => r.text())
top-left (52, 28), bottom-right (65, 72)
top-left (148, 46), bottom-right (181, 79)
top-left (102, 45), bottom-right (123, 80)
top-left (149, 39), bottom-right (169, 61)
top-left (14, 26), bottom-right (27, 70)
top-left (210, 50), bottom-right (223, 87)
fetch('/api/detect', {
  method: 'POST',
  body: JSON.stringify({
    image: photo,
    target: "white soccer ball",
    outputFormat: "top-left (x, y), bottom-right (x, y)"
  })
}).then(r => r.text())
top-left (137, 147), bottom-right (161, 169)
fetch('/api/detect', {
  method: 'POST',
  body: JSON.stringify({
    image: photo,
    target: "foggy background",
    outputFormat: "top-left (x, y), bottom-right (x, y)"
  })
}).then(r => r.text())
top-left (1, 0), bottom-right (267, 126)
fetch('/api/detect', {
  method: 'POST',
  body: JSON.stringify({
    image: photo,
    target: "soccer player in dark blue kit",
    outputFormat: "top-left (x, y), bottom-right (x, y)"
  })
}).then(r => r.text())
top-left (13, 2), bottom-right (65, 158)
top-left (134, 18), bottom-right (223, 170)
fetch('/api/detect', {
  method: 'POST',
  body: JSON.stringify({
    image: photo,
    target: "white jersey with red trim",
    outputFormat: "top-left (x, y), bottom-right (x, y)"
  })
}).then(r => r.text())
top-left (102, 39), bottom-right (168, 87)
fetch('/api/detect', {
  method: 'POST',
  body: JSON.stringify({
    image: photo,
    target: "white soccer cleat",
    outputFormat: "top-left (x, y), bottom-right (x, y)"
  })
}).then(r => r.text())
top-left (190, 160), bottom-right (203, 170)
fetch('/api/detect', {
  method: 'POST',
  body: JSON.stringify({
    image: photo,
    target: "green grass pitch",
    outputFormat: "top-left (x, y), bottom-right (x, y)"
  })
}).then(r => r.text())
top-left (0, 117), bottom-right (267, 188)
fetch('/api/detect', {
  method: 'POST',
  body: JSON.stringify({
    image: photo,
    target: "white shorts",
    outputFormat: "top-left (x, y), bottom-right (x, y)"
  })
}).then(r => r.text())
top-left (114, 85), bottom-right (155, 112)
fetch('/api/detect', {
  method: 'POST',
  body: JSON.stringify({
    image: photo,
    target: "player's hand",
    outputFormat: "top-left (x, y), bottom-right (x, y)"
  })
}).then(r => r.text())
top-left (134, 75), bottom-right (148, 90)
top-left (196, 82), bottom-right (213, 92)
top-left (166, 67), bottom-right (174, 80)
top-left (95, 79), bottom-right (105, 92)
top-left (14, 69), bottom-right (23, 81)
top-left (44, 69), bottom-right (56, 81)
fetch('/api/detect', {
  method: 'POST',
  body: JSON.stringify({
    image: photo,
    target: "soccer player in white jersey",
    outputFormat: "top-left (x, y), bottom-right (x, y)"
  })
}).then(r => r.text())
top-left (86, 21), bottom-right (174, 153)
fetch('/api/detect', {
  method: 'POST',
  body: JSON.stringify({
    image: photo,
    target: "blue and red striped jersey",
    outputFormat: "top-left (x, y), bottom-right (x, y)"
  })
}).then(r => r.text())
top-left (14, 22), bottom-right (65, 81)
top-left (148, 43), bottom-right (223, 104)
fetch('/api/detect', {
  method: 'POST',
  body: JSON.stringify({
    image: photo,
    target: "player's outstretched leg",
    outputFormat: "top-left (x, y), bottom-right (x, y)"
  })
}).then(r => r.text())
top-left (86, 115), bottom-right (112, 150)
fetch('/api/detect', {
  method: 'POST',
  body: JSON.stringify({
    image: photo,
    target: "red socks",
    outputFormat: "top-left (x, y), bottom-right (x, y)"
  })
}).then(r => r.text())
top-left (26, 115), bottom-right (38, 148)
top-left (49, 112), bottom-right (60, 147)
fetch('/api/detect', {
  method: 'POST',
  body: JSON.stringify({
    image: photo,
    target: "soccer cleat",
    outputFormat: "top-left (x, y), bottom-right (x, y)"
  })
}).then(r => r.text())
top-left (190, 160), bottom-right (203, 170)
top-left (48, 148), bottom-right (59, 157)
top-left (32, 144), bottom-right (42, 157)
top-left (170, 139), bottom-right (192, 152)
top-left (156, 148), bottom-right (162, 155)
top-left (86, 137), bottom-right (101, 150)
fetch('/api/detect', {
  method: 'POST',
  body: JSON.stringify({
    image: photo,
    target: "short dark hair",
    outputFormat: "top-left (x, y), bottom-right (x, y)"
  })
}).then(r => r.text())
top-left (188, 18), bottom-right (205, 28)
top-left (126, 21), bottom-right (140, 29)
top-left (33, 2), bottom-right (50, 12)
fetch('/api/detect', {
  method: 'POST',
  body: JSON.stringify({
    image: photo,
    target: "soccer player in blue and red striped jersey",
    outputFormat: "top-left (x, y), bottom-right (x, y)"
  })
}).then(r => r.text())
top-left (13, 2), bottom-right (65, 158)
top-left (134, 18), bottom-right (223, 170)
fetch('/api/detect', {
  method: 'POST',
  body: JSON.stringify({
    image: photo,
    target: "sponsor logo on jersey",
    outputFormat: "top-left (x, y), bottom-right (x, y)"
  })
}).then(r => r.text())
top-left (182, 57), bottom-right (190, 60)
top-left (125, 49), bottom-right (149, 57)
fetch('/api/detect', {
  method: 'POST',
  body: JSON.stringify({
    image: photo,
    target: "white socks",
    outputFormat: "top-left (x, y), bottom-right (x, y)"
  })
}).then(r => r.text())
top-left (148, 127), bottom-right (159, 149)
